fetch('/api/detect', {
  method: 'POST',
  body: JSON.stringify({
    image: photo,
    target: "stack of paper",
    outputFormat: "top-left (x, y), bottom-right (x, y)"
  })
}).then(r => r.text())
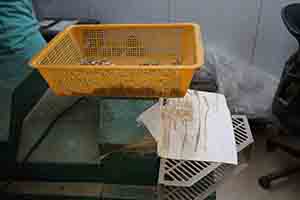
top-left (137, 90), bottom-right (237, 165)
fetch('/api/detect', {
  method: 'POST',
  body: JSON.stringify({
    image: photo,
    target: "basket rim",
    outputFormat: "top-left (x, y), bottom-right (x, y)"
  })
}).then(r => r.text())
top-left (30, 64), bottom-right (202, 70)
top-left (30, 23), bottom-right (204, 70)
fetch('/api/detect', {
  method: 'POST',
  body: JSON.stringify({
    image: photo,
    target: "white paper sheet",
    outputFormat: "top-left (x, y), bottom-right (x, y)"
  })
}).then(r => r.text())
top-left (137, 90), bottom-right (238, 165)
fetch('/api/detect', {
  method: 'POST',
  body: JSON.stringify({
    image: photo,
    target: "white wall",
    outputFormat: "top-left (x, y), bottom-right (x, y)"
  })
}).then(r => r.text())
top-left (33, 0), bottom-right (170, 23)
top-left (252, 0), bottom-right (299, 77)
top-left (173, 0), bottom-right (259, 66)
top-left (33, 0), bottom-right (300, 78)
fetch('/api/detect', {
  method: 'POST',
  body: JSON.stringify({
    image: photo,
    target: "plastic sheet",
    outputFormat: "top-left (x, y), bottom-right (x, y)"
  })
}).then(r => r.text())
top-left (200, 46), bottom-right (279, 119)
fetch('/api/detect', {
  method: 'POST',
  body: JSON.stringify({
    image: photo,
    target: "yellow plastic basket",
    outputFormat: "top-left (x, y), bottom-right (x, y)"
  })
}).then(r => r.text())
top-left (30, 23), bottom-right (204, 97)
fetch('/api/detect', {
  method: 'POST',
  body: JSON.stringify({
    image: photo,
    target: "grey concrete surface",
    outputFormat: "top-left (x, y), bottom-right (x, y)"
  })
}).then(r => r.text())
top-left (217, 131), bottom-right (300, 200)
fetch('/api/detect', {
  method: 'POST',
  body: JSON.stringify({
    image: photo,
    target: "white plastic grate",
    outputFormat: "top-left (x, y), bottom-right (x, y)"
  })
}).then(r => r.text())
top-left (233, 115), bottom-right (254, 152)
top-left (158, 115), bottom-right (253, 187)
top-left (158, 163), bottom-right (246, 200)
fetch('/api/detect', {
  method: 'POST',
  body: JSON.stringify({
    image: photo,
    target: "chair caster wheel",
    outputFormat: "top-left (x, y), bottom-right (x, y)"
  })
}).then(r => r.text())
top-left (258, 176), bottom-right (271, 189)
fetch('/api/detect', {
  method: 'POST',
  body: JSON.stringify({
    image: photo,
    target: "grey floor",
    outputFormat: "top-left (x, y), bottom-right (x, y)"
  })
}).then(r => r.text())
top-left (217, 131), bottom-right (300, 200)
top-left (12, 91), bottom-right (300, 198)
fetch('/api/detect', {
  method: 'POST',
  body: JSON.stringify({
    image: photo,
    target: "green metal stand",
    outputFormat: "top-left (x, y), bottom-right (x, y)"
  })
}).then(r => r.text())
top-left (8, 70), bottom-right (48, 162)
top-left (0, 70), bottom-right (48, 164)
top-left (0, 72), bottom-right (216, 199)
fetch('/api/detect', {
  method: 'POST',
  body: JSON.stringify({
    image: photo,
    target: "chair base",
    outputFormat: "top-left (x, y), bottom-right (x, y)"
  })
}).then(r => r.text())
top-left (258, 166), bottom-right (300, 189)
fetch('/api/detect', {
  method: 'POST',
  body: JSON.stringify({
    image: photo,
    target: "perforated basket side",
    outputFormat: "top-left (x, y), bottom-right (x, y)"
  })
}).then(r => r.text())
top-left (39, 33), bottom-right (82, 65)
top-left (33, 24), bottom-right (204, 68)
top-left (81, 28), bottom-right (184, 65)
top-left (30, 24), bottom-right (204, 97)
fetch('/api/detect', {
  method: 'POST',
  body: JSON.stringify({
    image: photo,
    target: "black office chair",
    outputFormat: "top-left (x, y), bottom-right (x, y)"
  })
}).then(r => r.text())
top-left (258, 4), bottom-right (300, 189)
